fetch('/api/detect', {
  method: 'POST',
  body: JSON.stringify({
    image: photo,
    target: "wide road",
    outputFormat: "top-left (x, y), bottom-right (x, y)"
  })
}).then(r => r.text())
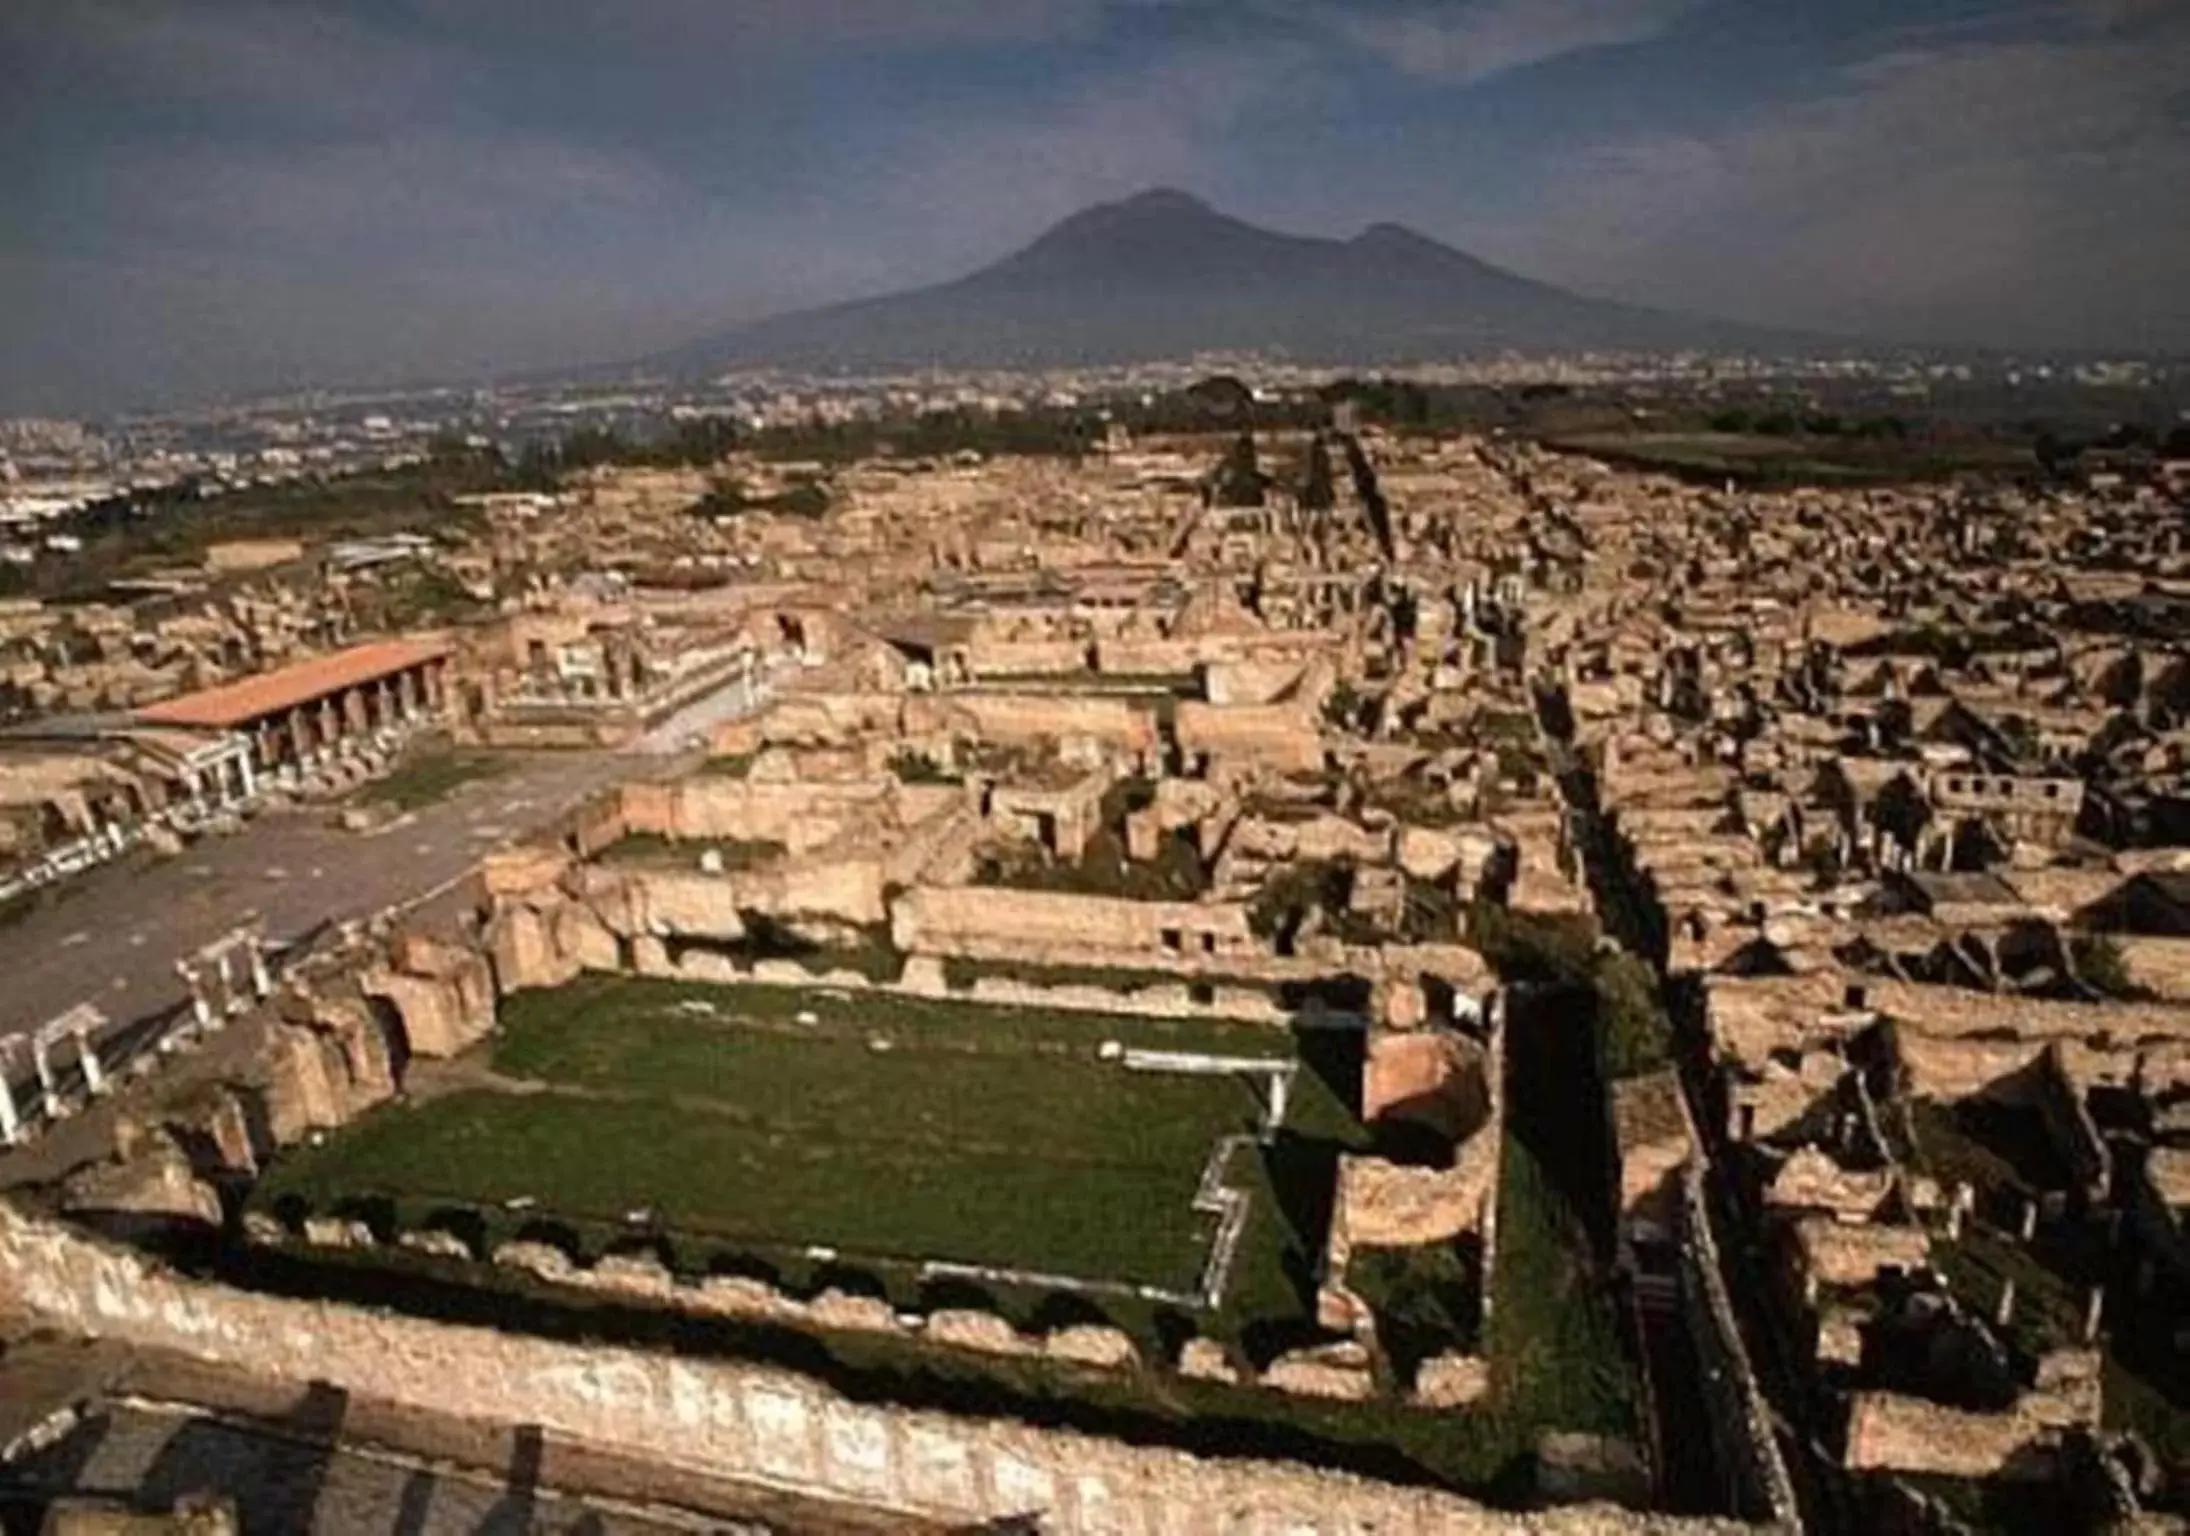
top-left (0, 655), bottom-right (788, 1054)
top-left (0, 748), bottom-right (631, 1048)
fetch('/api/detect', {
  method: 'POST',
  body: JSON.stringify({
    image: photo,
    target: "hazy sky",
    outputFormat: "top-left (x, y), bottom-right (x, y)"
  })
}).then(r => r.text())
top-left (3, 0), bottom-right (2186, 415)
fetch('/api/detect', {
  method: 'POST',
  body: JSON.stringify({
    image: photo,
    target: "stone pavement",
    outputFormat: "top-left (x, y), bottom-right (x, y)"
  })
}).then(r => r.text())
top-left (0, 749), bottom-right (629, 1054)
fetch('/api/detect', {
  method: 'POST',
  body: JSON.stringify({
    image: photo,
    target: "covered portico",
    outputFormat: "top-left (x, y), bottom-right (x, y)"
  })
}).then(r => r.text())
top-left (135, 637), bottom-right (451, 781)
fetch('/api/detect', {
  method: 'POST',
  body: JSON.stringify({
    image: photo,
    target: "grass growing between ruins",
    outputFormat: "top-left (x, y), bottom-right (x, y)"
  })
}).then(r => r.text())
top-left (1488, 1140), bottom-right (1638, 1439)
top-left (236, 1010), bottom-right (1642, 1501)
top-left (353, 748), bottom-right (510, 812)
top-left (258, 977), bottom-right (1304, 1293)
top-left (594, 833), bottom-right (787, 870)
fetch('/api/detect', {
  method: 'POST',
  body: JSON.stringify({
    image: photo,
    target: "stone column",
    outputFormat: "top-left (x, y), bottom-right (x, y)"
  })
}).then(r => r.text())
top-left (1267, 1069), bottom-right (1292, 1133)
top-left (398, 668), bottom-right (421, 720)
top-left (32, 1035), bottom-right (61, 1120)
top-left (248, 935), bottom-right (273, 999)
top-left (178, 960), bottom-right (213, 1029)
top-left (76, 1025), bottom-right (106, 1096)
top-left (214, 949), bottom-right (242, 1017)
top-left (0, 1056), bottom-right (21, 1146)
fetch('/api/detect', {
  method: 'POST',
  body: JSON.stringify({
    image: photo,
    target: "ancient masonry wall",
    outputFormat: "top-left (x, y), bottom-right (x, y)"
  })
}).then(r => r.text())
top-left (1674, 1165), bottom-right (1802, 1528)
top-left (0, 1207), bottom-right (1764, 1536)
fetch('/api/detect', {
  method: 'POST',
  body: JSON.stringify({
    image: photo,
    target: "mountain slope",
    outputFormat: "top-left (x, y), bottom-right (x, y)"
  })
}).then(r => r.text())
top-left (651, 189), bottom-right (1820, 375)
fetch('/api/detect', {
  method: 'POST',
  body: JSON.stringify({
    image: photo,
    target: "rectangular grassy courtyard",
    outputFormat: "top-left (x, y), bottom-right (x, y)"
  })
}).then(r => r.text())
top-left (258, 977), bottom-right (1318, 1294)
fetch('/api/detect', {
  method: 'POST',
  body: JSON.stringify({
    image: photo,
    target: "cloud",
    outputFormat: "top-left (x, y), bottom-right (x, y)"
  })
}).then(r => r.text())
top-left (1464, 14), bottom-right (2190, 348)
top-left (1289, 0), bottom-right (1705, 84)
top-left (4, 1), bottom-right (458, 129)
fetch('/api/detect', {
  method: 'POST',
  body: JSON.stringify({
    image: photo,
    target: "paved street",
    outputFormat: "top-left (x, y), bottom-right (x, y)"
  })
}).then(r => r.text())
top-left (0, 660), bottom-right (787, 1055)
top-left (0, 749), bottom-right (626, 1049)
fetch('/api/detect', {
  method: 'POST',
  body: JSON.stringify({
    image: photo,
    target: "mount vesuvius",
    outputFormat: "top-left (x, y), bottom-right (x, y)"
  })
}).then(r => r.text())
top-left (644, 190), bottom-right (1825, 376)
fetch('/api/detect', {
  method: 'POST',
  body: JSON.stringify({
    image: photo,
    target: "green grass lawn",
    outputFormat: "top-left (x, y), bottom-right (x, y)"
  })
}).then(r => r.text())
top-left (241, 972), bottom-right (1667, 1498)
top-left (259, 978), bottom-right (1300, 1292)
top-left (1549, 431), bottom-right (2035, 489)
top-left (353, 748), bottom-right (509, 812)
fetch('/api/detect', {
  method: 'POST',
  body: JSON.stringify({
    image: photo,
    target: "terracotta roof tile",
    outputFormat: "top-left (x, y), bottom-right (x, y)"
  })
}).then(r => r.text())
top-left (134, 637), bottom-right (449, 730)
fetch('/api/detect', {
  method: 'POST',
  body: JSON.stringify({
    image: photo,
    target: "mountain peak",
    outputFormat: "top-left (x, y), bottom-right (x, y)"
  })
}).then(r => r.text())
top-left (1109, 187), bottom-right (1215, 218)
top-left (654, 190), bottom-right (1822, 374)
top-left (1355, 219), bottom-right (1426, 243)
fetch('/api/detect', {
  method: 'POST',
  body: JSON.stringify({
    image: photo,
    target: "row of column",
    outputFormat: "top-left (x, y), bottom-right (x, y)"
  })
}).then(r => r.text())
top-left (0, 931), bottom-right (276, 1150)
top-left (252, 661), bottom-right (444, 775)
top-left (182, 742), bottom-right (256, 812)
top-left (176, 930), bottom-right (274, 1029)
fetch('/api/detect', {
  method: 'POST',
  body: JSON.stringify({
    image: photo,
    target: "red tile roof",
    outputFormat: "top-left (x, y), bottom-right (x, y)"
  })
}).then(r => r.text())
top-left (135, 638), bottom-right (449, 730)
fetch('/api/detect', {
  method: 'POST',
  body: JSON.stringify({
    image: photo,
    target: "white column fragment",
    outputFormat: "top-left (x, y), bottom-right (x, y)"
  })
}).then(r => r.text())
top-left (31, 1036), bottom-right (60, 1120)
top-left (0, 1055), bottom-right (21, 1146)
top-left (76, 1026), bottom-right (106, 1096)
top-left (248, 935), bottom-right (273, 999)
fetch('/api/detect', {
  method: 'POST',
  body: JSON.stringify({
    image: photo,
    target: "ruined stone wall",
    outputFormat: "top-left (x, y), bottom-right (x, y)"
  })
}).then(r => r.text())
top-left (564, 789), bottom-right (632, 860)
top-left (2031, 1044), bottom-right (2110, 1200)
top-left (906, 693), bottom-right (1155, 752)
top-left (621, 778), bottom-right (892, 854)
top-left (1675, 1166), bottom-right (1803, 1527)
top-left (1895, 1029), bottom-right (2190, 1101)
top-left (1842, 1391), bottom-right (2062, 1479)
top-left (886, 799), bottom-right (981, 889)
top-left (2113, 936), bottom-right (2190, 1002)
top-left (1333, 1136), bottom-right (1499, 1250)
top-left (0, 1206), bottom-right (1757, 1535)
top-left (1096, 636), bottom-right (1206, 677)
top-left (1205, 657), bottom-right (1305, 707)
top-left (472, 718), bottom-right (619, 749)
top-left (904, 960), bottom-right (1291, 1026)
top-left (633, 860), bottom-right (888, 932)
top-left (966, 637), bottom-right (1087, 677)
top-left (1228, 813), bottom-right (1391, 867)
top-left (1175, 701), bottom-right (1323, 774)
top-left (890, 885), bottom-right (1258, 967)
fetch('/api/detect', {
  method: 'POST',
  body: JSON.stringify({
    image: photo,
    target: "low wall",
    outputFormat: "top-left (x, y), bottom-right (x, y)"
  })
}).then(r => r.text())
top-left (1175, 701), bottom-right (1323, 774)
top-left (891, 885), bottom-right (1259, 968)
top-left (907, 692), bottom-right (1156, 753)
top-left (0, 1206), bottom-right (1751, 1534)
top-left (1675, 1166), bottom-right (1802, 1527)
top-left (1842, 1391), bottom-right (2062, 1479)
top-left (621, 777), bottom-right (894, 854)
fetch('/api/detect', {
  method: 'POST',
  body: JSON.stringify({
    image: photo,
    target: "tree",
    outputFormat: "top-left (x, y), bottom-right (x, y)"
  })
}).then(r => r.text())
top-left (1300, 435), bottom-right (1336, 512)
top-left (1211, 432), bottom-right (1267, 508)
top-left (2073, 935), bottom-right (2140, 1000)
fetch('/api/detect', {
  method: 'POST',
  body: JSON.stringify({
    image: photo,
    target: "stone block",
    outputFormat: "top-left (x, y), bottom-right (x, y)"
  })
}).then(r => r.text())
top-left (61, 1142), bottom-right (221, 1229)
top-left (1176, 1338), bottom-right (1239, 1383)
top-left (399, 1227), bottom-right (476, 1262)
top-left (493, 1240), bottom-right (577, 1284)
top-left (1043, 1324), bottom-right (1139, 1370)
top-left (924, 1309), bottom-right (1028, 1356)
top-left (1260, 1343), bottom-right (1375, 1401)
top-left (808, 1288), bottom-right (900, 1334)
top-left (1411, 1352), bottom-right (1488, 1408)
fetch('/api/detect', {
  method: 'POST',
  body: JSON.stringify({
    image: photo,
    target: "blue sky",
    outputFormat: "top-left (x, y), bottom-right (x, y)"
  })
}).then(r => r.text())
top-left (2, 0), bottom-right (2185, 414)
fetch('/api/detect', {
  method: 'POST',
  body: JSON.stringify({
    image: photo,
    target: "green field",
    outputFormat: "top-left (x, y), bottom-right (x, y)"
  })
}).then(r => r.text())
top-left (1549, 430), bottom-right (2035, 489)
top-left (259, 978), bottom-right (1311, 1293)
top-left (236, 975), bottom-right (1665, 1496)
